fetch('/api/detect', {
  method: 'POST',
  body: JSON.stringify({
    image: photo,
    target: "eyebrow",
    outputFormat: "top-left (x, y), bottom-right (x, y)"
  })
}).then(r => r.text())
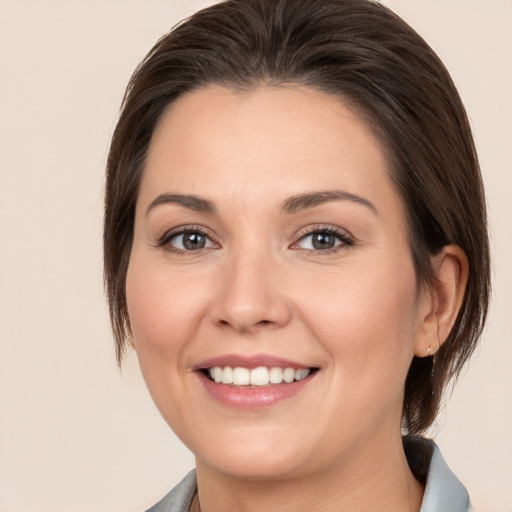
top-left (281, 190), bottom-right (378, 215)
top-left (145, 193), bottom-right (218, 216)
top-left (145, 190), bottom-right (377, 217)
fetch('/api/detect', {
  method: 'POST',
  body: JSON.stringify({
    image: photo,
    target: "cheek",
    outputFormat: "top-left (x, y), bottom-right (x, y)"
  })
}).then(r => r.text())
top-left (304, 267), bottom-right (420, 446)
top-left (299, 258), bottom-right (420, 386)
top-left (125, 258), bottom-right (213, 430)
top-left (125, 258), bottom-right (208, 367)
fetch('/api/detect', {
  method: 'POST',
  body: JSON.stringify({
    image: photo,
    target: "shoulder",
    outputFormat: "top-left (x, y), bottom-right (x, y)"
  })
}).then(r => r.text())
top-left (404, 436), bottom-right (471, 512)
top-left (145, 470), bottom-right (197, 512)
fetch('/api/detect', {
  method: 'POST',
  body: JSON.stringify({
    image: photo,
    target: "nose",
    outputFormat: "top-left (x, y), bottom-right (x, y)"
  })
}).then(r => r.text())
top-left (209, 247), bottom-right (292, 333)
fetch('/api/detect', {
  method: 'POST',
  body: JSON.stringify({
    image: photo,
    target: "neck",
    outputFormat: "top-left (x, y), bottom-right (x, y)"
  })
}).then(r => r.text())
top-left (192, 433), bottom-right (424, 512)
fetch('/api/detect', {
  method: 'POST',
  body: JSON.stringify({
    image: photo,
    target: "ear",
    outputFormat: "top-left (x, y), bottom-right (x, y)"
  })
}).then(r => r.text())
top-left (414, 245), bottom-right (469, 357)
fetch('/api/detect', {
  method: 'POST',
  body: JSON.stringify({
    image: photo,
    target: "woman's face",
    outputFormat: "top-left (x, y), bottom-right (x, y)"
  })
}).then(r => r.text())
top-left (126, 85), bottom-right (430, 480)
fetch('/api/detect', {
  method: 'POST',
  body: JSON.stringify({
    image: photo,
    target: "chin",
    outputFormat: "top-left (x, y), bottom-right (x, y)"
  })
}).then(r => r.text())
top-left (190, 426), bottom-right (314, 482)
top-left (200, 452), bottom-right (308, 482)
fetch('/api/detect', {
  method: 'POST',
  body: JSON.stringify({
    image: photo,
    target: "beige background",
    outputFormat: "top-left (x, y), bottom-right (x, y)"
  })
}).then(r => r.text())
top-left (0, 1), bottom-right (510, 511)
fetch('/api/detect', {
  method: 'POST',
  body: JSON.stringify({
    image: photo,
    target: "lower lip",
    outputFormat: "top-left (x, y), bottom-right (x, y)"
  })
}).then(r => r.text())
top-left (197, 372), bottom-right (316, 408)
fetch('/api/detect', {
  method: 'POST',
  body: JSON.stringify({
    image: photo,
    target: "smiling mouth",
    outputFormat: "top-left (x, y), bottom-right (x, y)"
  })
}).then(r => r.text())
top-left (201, 366), bottom-right (318, 387)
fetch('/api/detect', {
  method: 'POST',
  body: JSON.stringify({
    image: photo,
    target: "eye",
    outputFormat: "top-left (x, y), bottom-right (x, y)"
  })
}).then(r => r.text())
top-left (160, 229), bottom-right (217, 252)
top-left (293, 227), bottom-right (354, 252)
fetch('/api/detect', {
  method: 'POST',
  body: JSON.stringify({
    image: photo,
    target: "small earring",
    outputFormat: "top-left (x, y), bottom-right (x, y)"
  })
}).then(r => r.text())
top-left (426, 338), bottom-right (434, 357)
top-left (127, 335), bottom-right (135, 350)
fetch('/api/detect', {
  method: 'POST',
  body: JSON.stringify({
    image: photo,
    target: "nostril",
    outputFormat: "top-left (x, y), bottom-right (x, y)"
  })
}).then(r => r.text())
top-left (210, 292), bottom-right (292, 332)
top-left (217, 318), bottom-right (273, 328)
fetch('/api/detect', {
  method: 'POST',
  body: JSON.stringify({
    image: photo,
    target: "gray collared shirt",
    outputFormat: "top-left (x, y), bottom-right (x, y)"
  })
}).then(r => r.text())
top-left (146, 440), bottom-right (470, 512)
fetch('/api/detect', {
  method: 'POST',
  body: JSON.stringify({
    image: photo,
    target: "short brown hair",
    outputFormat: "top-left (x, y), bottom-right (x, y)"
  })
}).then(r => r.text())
top-left (104, 0), bottom-right (490, 434)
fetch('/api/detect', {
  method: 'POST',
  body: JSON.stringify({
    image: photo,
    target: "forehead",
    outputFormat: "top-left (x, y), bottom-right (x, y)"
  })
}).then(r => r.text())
top-left (139, 84), bottom-right (401, 219)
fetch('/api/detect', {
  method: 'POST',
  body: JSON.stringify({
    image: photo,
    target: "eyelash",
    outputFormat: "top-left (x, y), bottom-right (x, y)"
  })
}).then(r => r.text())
top-left (156, 225), bottom-right (218, 255)
top-left (156, 224), bottom-right (355, 255)
top-left (292, 225), bottom-right (355, 254)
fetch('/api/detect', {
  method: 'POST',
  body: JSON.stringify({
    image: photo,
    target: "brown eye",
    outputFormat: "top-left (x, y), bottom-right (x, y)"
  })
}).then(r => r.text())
top-left (294, 228), bottom-right (354, 252)
top-left (310, 232), bottom-right (337, 250)
top-left (167, 231), bottom-right (214, 251)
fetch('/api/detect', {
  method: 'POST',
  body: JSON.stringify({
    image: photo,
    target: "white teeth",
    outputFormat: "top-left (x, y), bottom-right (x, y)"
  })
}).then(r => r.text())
top-left (211, 367), bottom-right (223, 383)
top-left (233, 367), bottom-right (250, 385)
top-left (207, 366), bottom-right (312, 386)
top-left (295, 368), bottom-right (310, 381)
top-left (269, 367), bottom-right (284, 384)
top-left (283, 367), bottom-right (295, 383)
top-left (221, 366), bottom-right (233, 384)
top-left (250, 367), bottom-right (270, 385)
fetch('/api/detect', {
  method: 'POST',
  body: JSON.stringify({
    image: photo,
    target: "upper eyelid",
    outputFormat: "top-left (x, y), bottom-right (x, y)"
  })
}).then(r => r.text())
top-left (294, 224), bottom-right (354, 241)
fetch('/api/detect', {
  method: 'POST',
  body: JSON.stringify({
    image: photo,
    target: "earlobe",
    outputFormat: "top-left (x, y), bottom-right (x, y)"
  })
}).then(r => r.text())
top-left (414, 245), bottom-right (469, 357)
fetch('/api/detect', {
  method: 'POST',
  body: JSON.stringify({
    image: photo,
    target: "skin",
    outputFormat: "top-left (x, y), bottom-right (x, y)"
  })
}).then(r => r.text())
top-left (126, 85), bottom-right (467, 512)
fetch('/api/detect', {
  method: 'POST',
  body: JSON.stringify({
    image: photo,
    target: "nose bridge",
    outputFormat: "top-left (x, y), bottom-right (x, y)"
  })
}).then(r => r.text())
top-left (210, 238), bottom-right (291, 332)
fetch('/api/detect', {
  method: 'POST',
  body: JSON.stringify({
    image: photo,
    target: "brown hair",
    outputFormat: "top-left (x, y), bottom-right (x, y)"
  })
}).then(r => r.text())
top-left (104, 0), bottom-right (490, 435)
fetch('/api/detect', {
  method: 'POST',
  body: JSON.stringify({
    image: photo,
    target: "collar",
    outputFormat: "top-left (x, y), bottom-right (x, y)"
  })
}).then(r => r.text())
top-left (416, 440), bottom-right (470, 512)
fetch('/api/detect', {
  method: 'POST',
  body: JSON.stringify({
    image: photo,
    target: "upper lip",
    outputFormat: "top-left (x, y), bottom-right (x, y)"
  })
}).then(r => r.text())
top-left (194, 353), bottom-right (315, 370)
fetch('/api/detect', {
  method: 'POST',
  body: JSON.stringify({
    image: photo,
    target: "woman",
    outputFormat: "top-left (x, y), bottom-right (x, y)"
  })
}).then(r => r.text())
top-left (104, 0), bottom-right (490, 510)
